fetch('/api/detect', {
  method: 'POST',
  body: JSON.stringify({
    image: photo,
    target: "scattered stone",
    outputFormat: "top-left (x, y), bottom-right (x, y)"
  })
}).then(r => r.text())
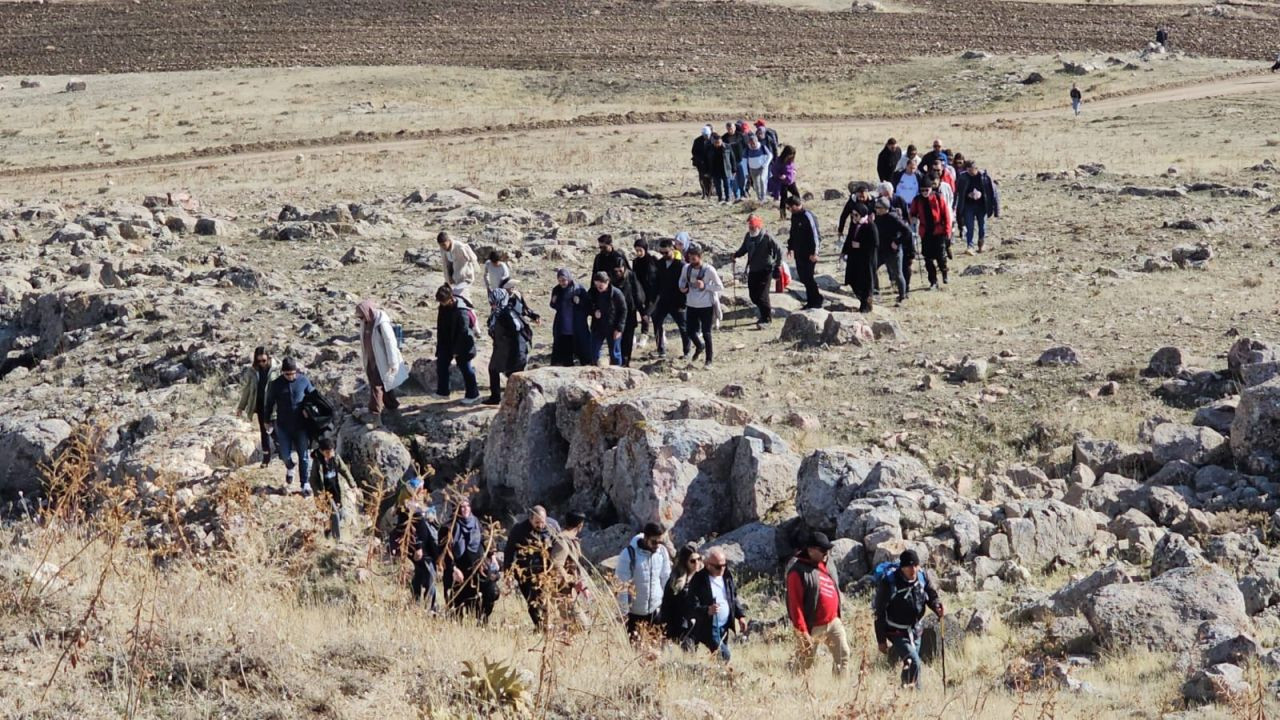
top-left (957, 357), bottom-right (989, 383)
top-left (1182, 664), bottom-right (1250, 704)
top-left (1146, 346), bottom-right (1186, 377)
top-left (65, 80), bottom-right (87, 92)
top-left (1038, 346), bottom-right (1082, 367)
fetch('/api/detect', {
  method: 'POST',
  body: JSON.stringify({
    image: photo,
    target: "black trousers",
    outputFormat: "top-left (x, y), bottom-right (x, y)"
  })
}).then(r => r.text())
top-left (778, 182), bottom-right (800, 216)
top-left (747, 269), bottom-right (772, 323)
top-left (520, 580), bottom-right (547, 628)
top-left (687, 306), bottom-right (715, 363)
top-left (551, 334), bottom-right (576, 366)
top-left (620, 319), bottom-right (639, 367)
top-left (652, 302), bottom-right (690, 356)
top-left (795, 257), bottom-right (823, 308)
top-left (256, 412), bottom-right (273, 463)
top-left (923, 235), bottom-right (949, 286)
top-left (412, 559), bottom-right (437, 610)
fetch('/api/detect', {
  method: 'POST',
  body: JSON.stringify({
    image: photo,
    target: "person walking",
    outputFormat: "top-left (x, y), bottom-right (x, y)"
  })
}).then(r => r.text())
top-left (1272, 52), bottom-right (1280, 72)
top-left (631, 239), bottom-right (660, 343)
top-left (879, 181), bottom-right (915, 297)
top-left (611, 264), bottom-right (647, 367)
top-left (692, 125), bottom-right (715, 199)
top-left (921, 138), bottom-right (947, 170)
top-left (441, 497), bottom-right (489, 620)
top-left (786, 195), bottom-right (823, 309)
top-left (483, 251), bottom-right (511, 296)
top-left (873, 549), bottom-right (945, 689)
top-left (548, 512), bottom-right (592, 629)
top-left (954, 160), bottom-right (1001, 253)
top-left (893, 158), bottom-right (923, 210)
top-left (838, 181), bottom-right (877, 238)
top-left (388, 474), bottom-right (439, 609)
top-left (484, 287), bottom-right (538, 404)
top-left (263, 357), bottom-right (316, 496)
top-left (309, 437), bottom-right (361, 528)
top-left (1070, 83), bottom-right (1083, 116)
top-left (732, 215), bottom-right (782, 327)
top-left (504, 506), bottom-right (557, 629)
top-left (616, 523), bottom-right (673, 642)
top-left (743, 133), bottom-right (774, 202)
top-left (591, 234), bottom-right (631, 277)
top-left (727, 121), bottom-right (748, 201)
top-left (235, 346), bottom-right (279, 468)
top-left (873, 197), bottom-right (911, 305)
top-left (769, 145), bottom-right (799, 220)
top-left (841, 202), bottom-right (879, 313)
top-left (437, 232), bottom-right (479, 299)
top-left (679, 245), bottom-right (723, 369)
top-left (895, 143), bottom-right (921, 173)
top-left (689, 548), bottom-right (747, 662)
top-left (586, 271), bottom-right (627, 366)
top-left (877, 138), bottom-right (903, 183)
top-left (434, 285), bottom-right (482, 405)
top-left (356, 299), bottom-right (408, 424)
top-left (754, 118), bottom-right (780, 157)
top-left (662, 543), bottom-right (702, 648)
top-left (652, 238), bottom-right (691, 359)
top-left (786, 532), bottom-right (850, 676)
top-left (549, 269), bottom-right (591, 367)
top-left (709, 134), bottom-right (733, 204)
top-left (910, 182), bottom-right (953, 290)
top-left (1156, 25), bottom-right (1168, 47)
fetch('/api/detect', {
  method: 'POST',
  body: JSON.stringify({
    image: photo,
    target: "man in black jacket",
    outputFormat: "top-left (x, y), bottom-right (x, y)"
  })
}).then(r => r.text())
top-left (263, 357), bottom-right (316, 495)
top-left (611, 264), bottom-right (646, 367)
top-left (786, 196), bottom-right (823, 309)
top-left (877, 138), bottom-right (903, 183)
top-left (631, 239), bottom-right (660, 338)
top-left (691, 126), bottom-right (713, 199)
top-left (434, 285), bottom-right (481, 404)
top-left (873, 197), bottom-right (911, 304)
top-left (688, 548), bottom-right (747, 662)
top-left (591, 234), bottom-right (630, 277)
top-left (504, 506), bottom-right (559, 628)
top-left (953, 160), bottom-right (1000, 254)
top-left (873, 550), bottom-right (944, 689)
top-left (733, 215), bottom-right (782, 327)
top-left (651, 239), bottom-right (690, 359)
top-left (586, 271), bottom-right (626, 366)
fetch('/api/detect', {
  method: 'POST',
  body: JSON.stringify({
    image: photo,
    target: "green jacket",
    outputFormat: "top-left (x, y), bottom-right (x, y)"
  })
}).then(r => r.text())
top-left (235, 359), bottom-right (279, 420)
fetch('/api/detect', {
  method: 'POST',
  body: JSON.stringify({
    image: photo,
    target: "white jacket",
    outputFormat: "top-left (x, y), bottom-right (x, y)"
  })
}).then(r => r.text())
top-left (615, 534), bottom-right (672, 616)
top-left (441, 241), bottom-right (478, 290)
top-left (363, 310), bottom-right (409, 391)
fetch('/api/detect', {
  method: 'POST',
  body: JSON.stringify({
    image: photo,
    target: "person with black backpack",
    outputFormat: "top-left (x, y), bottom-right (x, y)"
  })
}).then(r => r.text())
top-left (732, 215), bottom-right (782, 327)
top-left (873, 549), bottom-right (944, 689)
top-left (484, 285), bottom-right (539, 405)
top-left (263, 357), bottom-right (317, 496)
top-left (434, 284), bottom-right (482, 405)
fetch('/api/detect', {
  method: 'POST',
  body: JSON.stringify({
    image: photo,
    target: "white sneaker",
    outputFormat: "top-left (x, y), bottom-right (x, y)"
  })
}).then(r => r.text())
top-left (461, 395), bottom-right (483, 406)
top-left (301, 483), bottom-right (313, 498)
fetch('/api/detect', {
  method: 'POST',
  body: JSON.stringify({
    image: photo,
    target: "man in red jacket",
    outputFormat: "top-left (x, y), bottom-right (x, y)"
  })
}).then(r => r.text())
top-left (785, 532), bottom-right (850, 675)
top-left (909, 182), bottom-right (953, 289)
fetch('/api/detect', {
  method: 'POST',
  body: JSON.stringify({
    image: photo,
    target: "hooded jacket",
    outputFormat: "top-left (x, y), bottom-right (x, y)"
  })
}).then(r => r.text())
top-left (236, 357), bottom-right (280, 420)
top-left (550, 279), bottom-right (590, 338)
top-left (440, 240), bottom-right (478, 289)
top-left (436, 295), bottom-right (478, 360)
top-left (359, 304), bottom-right (410, 392)
top-left (616, 534), bottom-right (673, 616)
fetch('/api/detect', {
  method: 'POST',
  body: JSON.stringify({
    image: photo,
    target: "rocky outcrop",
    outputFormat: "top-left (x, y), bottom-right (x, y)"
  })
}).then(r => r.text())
top-left (1084, 566), bottom-right (1251, 653)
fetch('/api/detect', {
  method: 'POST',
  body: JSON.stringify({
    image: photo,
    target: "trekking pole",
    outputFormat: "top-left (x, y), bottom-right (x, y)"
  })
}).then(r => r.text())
top-left (731, 259), bottom-right (739, 328)
top-left (940, 614), bottom-right (948, 692)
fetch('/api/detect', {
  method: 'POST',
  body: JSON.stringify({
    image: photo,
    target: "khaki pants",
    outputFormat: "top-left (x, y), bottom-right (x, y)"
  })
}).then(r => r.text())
top-left (795, 618), bottom-right (851, 675)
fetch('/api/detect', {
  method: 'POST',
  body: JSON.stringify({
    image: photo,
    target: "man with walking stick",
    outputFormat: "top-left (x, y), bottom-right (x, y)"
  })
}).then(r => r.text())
top-left (732, 215), bottom-right (782, 328)
top-left (872, 550), bottom-right (944, 690)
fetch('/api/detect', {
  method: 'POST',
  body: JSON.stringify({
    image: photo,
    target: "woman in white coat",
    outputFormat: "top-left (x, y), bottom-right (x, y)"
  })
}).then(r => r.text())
top-left (356, 299), bottom-right (409, 420)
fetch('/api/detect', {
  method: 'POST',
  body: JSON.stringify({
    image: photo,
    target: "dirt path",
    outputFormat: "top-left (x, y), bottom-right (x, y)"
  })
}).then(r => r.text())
top-left (7, 70), bottom-right (1279, 184)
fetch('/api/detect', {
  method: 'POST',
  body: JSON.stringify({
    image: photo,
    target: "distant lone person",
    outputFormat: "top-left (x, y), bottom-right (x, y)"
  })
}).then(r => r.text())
top-left (1272, 53), bottom-right (1280, 72)
top-left (1155, 26), bottom-right (1168, 47)
top-left (1070, 83), bottom-right (1082, 116)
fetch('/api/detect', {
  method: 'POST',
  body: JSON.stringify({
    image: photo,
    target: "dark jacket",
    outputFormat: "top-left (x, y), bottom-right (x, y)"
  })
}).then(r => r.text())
top-left (872, 568), bottom-right (942, 644)
top-left (308, 451), bottom-right (354, 499)
top-left (489, 293), bottom-right (537, 374)
top-left (592, 249), bottom-right (631, 277)
top-left (888, 194), bottom-right (911, 224)
top-left (757, 127), bottom-right (780, 157)
top-left (662, 575), bottom-right (698, 642)
top-left (390, 506), bottom-right (440, 563)
top-left (838, 196), bottom-right (875, 237)
top-left (436, 297), bottom-right (478, 360)
top-left (688, 568), bottom-right (747, 649)
top-left (841, 221), bottom-right (879, 291)
top-left (550, 282), bottom-right (590, 339)
top-left (786, 553), bottom-right (842, 633)
top-left (877, 146), bottom-right (903, 182)
top-left (920, 149), bottom-right (947, 171)
top-left (788, 209), bottom-right (821, 258)
top-left (504, 519), bottom-right (555, 581)
top-left (655, 257), bottom-right (688, 310)
top-left (733, 231), bottom-right (782, 274)
top-left (631, 254), bottom-right (660, 314)
top-left (586, 285), bottom-right (627, 335)
top-left (264, 372), bottom-right (315, 432)
top-left (874, 212), bottom-right (911, 256)
top-left (613, 270), bottom-right (646, 329)
top-left (724, 132), bottom-right (745, 166)
top-left (954, 170), bottom-right (1001, 218)
top-left (692, 135), bottom-right (712, 173)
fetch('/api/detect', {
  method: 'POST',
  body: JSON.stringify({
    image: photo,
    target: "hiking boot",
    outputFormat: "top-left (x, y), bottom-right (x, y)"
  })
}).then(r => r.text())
top-left (691, 347), bottom-right (703, 362)
top-left (461, 395), bottom-right (483, 406)
top-left (942, 273), bottom-right (949, 284)
top-left (260, 456), bottom-right (271, 469)
top-left (703, 361), bottom-right (714, 370)
top-left (301, 483), bottom-right (314, 498)
top-left (929, 282), bottom-right (939, 290)
top-left (977, 238), bottom-right (985, 253)
top-left (482, 396), bottom-right (501, 406)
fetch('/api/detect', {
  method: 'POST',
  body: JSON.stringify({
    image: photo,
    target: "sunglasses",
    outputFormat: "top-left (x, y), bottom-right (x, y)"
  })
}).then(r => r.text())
top-left (706, 561), bottom-right (727, 569)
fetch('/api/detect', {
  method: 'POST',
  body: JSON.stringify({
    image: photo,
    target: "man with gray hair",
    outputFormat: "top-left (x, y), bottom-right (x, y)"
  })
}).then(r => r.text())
top-left (688, 547), bottom-right (747, 661)
top-left (505, 505), bottom-right (559, 628)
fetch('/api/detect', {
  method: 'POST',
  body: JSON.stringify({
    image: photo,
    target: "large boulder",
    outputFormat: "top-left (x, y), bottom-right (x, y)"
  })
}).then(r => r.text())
top-left (407, 408), bottom-right (495, 480)
top-left (1182, 664), bottom-right (1251, 704)
top-left (1150, 532), bottom-right (1209, 578)
top-left (1002, 500), bottom-right (1106, 570)
top-left (602, 418), bottom-right (739, 544)
top-left (483, 366), bottom-right (646, 509)
top-left (702, 522), bottom-right (780, 575)
top-left (115, 415), bottom-right (257, 483)
top-left (1151, 423), bottom-right (1228, 466)
top-left (1083, 566), bottom-right (1251, 653)
top-left (0, 418), bottom-right (73, 495)
top-left (822, 312), bottom-right (874, 346)
top-left (338, 420), bottom-right (413, 493)
top-left (566, 384), bottom-right (749, 511)
top-left (780, 309), bottom-right (830, 345)
top-left (729, 432), bottom-right (800, 527)
top-left (20, 283), bottom-right (152, 358)
top-left (1230, 377), bottom-right (1280, 471)
top-left (1227, 337), bottom-right (1278, 379)
top-left (796, 447), bottom-right (930, 533)
top-left (1016, 562), bottom-right (1132, 622)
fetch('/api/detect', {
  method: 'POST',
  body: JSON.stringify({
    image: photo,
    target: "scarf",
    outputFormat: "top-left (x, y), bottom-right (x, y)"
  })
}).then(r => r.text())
top-left (357, 299), bottom-right (378, 364)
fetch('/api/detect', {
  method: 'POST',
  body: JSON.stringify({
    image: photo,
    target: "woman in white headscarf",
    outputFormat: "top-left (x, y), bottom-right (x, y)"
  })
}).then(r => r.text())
top-left (357, 299), bottom-right (409, 420)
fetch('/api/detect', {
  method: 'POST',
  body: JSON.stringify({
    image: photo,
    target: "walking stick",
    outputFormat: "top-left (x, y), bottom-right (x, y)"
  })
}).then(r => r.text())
top-left (730, 259), bottom-right (738, 329)
top-left (940, 614), bottom-right (948, 691)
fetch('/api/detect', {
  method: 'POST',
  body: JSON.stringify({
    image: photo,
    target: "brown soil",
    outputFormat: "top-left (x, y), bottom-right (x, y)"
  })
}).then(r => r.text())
top-left (0, 0), bottom-right (1276, 77)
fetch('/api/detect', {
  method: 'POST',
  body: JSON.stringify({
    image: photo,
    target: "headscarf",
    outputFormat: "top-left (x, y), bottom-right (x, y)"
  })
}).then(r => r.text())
top-left (674, 231), bottom-right (691, 252)
top-left (488, 288), bottom-right (509, 310)
top-left (701, 125), bottom-right (712, 138)
top-left (556, 268), bottom-right (573, 283)
top-left (357, 299), bottom-right (378, 361)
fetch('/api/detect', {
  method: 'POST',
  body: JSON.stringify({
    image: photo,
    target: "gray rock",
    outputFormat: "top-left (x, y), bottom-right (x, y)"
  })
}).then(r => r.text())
top-left (1241, 361), bottom-right (1280, 388)
top-left (1017, 562), bottom-right (1132, 622)
top-left (1146, 346), bottom-right (1186, 377)
top-left (828, 537), bottom-right (868, 587)
top-left (1228, 338), bottom-right (1278, 378)
top-left (957, 357), bottom-right (990, 383)
top-left (337, 420), bottom-right (412, 493)
top-left (795, 448), bottom-right (888, 532)
top-left (1038, 346), bottom-right (1082, 366)
top-left (729, 435), bottom-right (800, 527)
top-left (822, 312), bottom-right (874, 346)
top-left (1152, 423), bottom-right (1228, 466)
top-left (0, 418), bottom-right (73, 495)
top-left (1229, 377), bottom-right (1280, 469)
top-left (1205, 634), bottom-right (1261, 666)
top-left (193, 217), bottom-right (230, 236)
top-left (1151, 532), bottom-right (1209, 578)
top-left (780, 308), bottom-right (831, 345)
top-left (702, 522), bottom-right (779, 575)
top-left (871, 318), bottom-right (904, 340)
top-left (1084, 566), bottom-right (1251, 653)
top-left (1193, 398), bottom-right (1237, 435)
top-left (1182, 663), bottom-right (1250, 704)
top-left (1072, 436), bottom-right (1149, 477)
top-left (1003, 500), bottom-right (1104, 570)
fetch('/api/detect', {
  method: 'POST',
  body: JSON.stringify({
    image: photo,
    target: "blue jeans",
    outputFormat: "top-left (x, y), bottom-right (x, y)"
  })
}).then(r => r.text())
top-left (890, 632), bottom-right (923, 687)
top-left (590, 331), bottom-right (622, 366)
top-left (735, 160), bottom-right (748, 199)
top-left (709, 623), bottom-right (731, 662)
top-left (276, 426), bottom-right (310, 488)
top-left (436, 355), bottom-right (479, 398)
top-left (1072, 98), bottom-right (1081, 115)
top-left (963, 207), bottom-right (986, 248)
top-left (713, 176), bottom-right (731, 202)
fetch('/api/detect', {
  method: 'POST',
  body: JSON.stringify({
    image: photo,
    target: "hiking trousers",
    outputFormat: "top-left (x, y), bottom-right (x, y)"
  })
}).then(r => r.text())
top-left (651, 302), bottom-right (690, 356)
top-left (686, 306), bottom-right (715, 363)
top-left (795, 617), bottom-right (850, 676)
top-left (922, 235), bottom-right (949, 286)
top-left (889, 630), bottom-right (923, 688)
top-left (795, 257), bottom-right (823, 308)
top-left (746, 269), bottom-right (772, 323)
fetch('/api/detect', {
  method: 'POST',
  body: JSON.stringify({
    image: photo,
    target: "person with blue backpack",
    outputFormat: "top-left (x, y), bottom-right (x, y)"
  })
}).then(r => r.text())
top-left (872, 549), bottom-right (945, 689)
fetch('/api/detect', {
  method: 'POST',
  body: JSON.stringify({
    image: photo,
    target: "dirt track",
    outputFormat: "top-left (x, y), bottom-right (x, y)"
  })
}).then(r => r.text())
top-left (0, 0), bottom-right (1277, 77)
top-left (5, 69), bottom-right (1277, 182)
